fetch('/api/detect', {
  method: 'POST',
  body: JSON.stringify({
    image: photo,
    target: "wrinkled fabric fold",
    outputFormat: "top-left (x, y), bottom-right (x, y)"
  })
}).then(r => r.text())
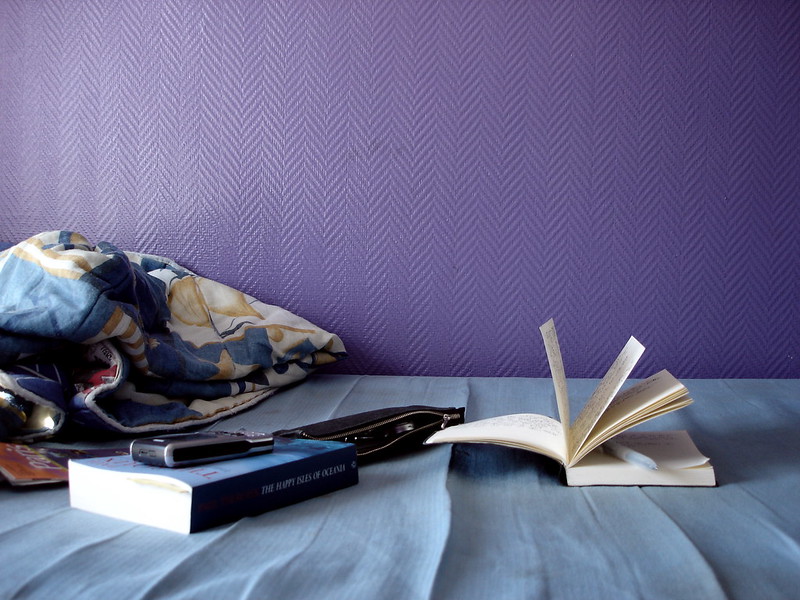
top-left (0, 231), bottom-right (346, 441)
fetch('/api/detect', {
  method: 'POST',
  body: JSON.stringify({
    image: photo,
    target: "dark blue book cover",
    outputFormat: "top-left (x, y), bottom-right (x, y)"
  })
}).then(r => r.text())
top-left (69, 437), bottom-right (358, 533)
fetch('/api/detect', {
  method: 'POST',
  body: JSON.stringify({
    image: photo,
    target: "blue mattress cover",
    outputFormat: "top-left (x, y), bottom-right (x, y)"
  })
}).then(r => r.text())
top-left (1, 376), bottom-right (798, 599)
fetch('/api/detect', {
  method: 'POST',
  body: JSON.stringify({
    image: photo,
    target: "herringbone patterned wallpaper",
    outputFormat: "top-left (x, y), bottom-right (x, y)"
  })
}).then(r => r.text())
top-left (1, 0), bottom-right (798, 378)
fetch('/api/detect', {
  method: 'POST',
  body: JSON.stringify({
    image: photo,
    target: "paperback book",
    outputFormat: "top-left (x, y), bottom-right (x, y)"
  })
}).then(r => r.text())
top-left (426, 319), bottom-right (715, 486)
top-left (69, 437), bottom-right (358, 533)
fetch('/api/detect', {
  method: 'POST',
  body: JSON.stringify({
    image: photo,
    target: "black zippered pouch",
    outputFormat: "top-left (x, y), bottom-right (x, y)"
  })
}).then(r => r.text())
top-left (273, 405), bottom-right (465, 463)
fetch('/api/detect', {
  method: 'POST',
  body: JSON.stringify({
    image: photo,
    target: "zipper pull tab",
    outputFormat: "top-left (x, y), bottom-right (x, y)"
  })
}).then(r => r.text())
top-left (441, 410), bottom-right (464, 429)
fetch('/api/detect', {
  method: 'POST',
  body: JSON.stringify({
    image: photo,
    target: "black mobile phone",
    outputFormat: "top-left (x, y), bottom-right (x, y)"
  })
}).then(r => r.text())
top-left (130, 431), bottom-right (274, 468)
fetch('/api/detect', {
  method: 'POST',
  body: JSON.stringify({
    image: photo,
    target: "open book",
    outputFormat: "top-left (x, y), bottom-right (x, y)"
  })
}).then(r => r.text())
top-left (426, 319), bottom-right (715, 486)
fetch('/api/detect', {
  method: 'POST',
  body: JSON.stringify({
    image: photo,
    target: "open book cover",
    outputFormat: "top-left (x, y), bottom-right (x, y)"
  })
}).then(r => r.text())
top-left (426, 319), bottom-right (715, 486)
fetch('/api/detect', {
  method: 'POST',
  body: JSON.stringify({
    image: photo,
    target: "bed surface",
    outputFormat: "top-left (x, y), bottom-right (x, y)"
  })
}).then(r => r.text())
top-left (2, 375), bottom-right (798, 599)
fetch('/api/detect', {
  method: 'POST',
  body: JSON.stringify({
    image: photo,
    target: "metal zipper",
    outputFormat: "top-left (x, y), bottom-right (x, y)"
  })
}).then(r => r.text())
top-left (357, 419), bottom-right (445, 457)
top-left (291, 409), bottom-right (462, 444)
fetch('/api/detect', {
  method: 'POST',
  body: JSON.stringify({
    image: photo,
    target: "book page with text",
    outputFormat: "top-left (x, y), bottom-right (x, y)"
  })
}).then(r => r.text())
top-left (567, 335), bottom-right (645, 465)
top-left (581, 370), bottom-right (690, 448)
top-left (539, 319), bottom-right (570, 434)
top-left (425, 413), bottom-right (568, 464)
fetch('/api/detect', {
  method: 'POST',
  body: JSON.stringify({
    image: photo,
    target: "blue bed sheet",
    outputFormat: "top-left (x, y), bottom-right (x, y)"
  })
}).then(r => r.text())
top-left (1, 376), bottom-right (798, 599)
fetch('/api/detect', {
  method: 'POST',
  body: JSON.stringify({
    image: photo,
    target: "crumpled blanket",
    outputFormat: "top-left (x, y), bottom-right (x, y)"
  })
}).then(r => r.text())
top-left (0, 231), bottom-right (346, 442)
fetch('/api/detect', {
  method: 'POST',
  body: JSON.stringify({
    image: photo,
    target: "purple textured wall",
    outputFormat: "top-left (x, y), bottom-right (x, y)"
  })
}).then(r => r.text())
top-left (0, 1), bottom-right (798, 378)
